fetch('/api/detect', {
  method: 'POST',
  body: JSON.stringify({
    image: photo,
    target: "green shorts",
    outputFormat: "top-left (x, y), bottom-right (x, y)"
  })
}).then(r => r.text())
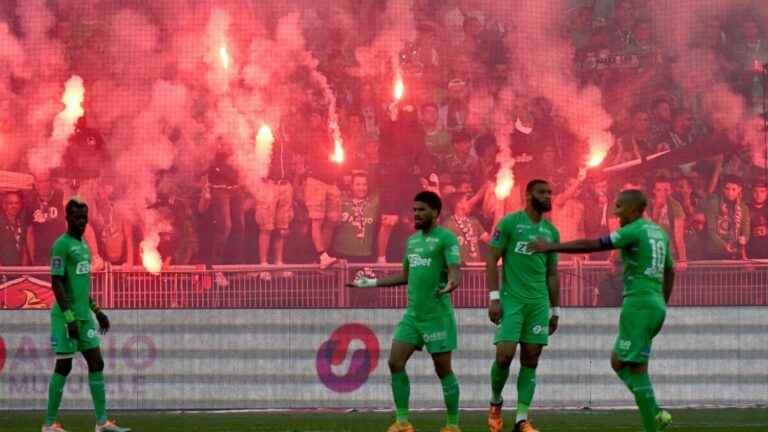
top-left (613, 297), bottom-right (666, 364)
top-left (50, 315), bottom-right (100, 358)
top-left (393, 312), bottom-right (458, 354)
top-left (494, 301), bottom-right (550, 346)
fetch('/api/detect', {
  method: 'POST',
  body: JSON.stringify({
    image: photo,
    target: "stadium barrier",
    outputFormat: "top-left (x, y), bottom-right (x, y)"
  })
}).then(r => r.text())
top-left (1, 308), bottom-right (766, 410)
top-left (1, 261), bottom-right (767, 309)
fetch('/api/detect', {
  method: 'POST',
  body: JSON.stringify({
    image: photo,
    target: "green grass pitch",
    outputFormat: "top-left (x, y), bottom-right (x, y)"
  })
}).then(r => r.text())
top-left (3, 408), bottom-right (767, 431)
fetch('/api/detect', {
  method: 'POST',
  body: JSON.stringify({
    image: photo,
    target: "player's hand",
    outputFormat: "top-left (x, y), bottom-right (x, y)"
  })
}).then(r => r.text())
top-left (675, 260), bottom-right (688, 272)
top-left (488, 300), bottom-right (502, 325)
top-left (345, 277), bottom-right (377, 288)
top-left (526, 241), bottom-right (551, 253)
top-left (549, 315), bottom-right (559, 335)
top-left (95, 310), bottom-right (110, 334)
top-left (438, 279), bottom-right (459, 295)
top-left (66, 321), bottom-right (79, 339)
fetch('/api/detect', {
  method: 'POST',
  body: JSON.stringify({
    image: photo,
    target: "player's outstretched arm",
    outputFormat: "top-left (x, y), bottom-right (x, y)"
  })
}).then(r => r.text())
top-left (346, 269), bottom-right (409, 288)
top-left (528, 238), bottom-right (612, 254)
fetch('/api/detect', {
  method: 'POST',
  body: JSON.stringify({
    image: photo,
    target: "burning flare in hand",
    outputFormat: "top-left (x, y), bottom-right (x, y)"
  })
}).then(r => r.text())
top-left (588, 150), bottom-right (606, 167)
top-left (331, 138), bottom-right (345, 164)
top-left (394, 76), bottom-right (405, 101)
top-left (140, 234), bottom-right (163, 275)
top-left (495, 170), bottom-right (514, 200)
top-left (219, 44), bottom-right (231, 70)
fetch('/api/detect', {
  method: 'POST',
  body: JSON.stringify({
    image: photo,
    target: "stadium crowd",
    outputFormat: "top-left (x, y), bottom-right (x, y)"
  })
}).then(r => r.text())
top-left (2, 0), bottom-right (768, 272)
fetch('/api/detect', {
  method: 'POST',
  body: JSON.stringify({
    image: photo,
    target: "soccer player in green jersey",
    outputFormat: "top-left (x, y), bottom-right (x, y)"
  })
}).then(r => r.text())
top-left (43, 198), bottom-right (130, 432)
top-left (529, 189), bottom-right (674, 432)
top-left (348, 191), bottom-right (462, 432)
top-left (486, 179), bottom-right (561, 432)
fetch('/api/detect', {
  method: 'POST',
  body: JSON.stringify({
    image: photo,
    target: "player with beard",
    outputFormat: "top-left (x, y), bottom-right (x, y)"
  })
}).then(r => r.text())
top-left (43, 198), bottom-right (130, 432)
top-left (486, 180), bottom-right (560, 432)
top-left (348, 191), bottom-right (462, 432)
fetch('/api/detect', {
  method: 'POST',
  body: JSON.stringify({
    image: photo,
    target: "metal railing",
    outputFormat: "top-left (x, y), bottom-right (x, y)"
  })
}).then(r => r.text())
top-left (1, 260), bottom-right (766, 308)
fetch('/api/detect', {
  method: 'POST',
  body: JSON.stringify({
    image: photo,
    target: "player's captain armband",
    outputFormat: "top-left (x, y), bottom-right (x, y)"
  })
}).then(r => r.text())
top-left (51, 256), bottom-right (64, 274)
top-left (599, 235), bottom-right (615, 250)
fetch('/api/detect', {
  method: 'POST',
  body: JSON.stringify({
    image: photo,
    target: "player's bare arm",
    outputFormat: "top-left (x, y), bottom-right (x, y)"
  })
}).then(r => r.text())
top-left (347, 268), bottom-right (409, 288)
top-left (486, 246), bottom-right (504, 325)
top-left (546, 263), bottom-right (560, 335)
top-left (528, 238), bottom-right (613, 254)
top-left (438, 265), bottom-right (460, 294)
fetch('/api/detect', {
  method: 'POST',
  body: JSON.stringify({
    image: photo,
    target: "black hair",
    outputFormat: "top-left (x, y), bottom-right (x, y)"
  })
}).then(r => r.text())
top-left (526, 179), bottom-right (549, 194)
top-left (65, 197), bottom-right (88, 215)
top-left (620, 189), bottom-right (648, 213)
top-left (414, 191), bottom-right (442, 214)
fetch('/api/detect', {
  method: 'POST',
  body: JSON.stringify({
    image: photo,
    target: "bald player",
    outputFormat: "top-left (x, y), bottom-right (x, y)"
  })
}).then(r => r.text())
top-left (528, 190), bottom-right (673, 432)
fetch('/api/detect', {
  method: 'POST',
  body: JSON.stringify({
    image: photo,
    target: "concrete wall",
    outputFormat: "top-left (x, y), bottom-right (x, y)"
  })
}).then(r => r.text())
top-left (1, 308), bottom-right (766, 410)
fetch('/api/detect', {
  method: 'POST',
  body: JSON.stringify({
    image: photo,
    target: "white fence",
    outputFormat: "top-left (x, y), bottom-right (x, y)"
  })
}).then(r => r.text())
top-left (1, 260), bottom-right (768, 309)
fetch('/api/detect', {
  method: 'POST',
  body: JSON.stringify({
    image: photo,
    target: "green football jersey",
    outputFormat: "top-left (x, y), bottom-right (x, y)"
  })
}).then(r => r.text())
top-left (490, 211), bottom-right (560, 303)
top-left (50, 233), bottom-right (93, 320)
top-left (402, 226), bottom-right (461, 319)
top-left (609, 218), bottom-right (673, 300)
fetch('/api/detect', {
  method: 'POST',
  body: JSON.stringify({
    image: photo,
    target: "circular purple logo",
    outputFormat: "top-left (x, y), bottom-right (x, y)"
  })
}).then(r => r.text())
top-left (315, 323), bottom-right (379, 393)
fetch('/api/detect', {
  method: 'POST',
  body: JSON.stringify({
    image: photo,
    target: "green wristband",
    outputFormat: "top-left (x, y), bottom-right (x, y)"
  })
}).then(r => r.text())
top-left (63, 310), bottom-right (76, 323)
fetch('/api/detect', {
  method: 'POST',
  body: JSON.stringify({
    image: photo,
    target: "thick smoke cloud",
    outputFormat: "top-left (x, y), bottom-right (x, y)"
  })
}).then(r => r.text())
top-left (1, 0), bottom-right (767, 259)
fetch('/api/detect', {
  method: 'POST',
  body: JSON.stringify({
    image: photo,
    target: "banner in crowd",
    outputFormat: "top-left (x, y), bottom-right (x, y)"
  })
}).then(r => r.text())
top-left (1, 308), bottom-right (766, 410)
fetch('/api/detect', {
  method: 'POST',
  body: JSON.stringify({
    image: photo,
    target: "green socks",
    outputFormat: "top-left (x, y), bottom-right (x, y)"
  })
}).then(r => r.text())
top-left (440, 373), bottom-right (460, 426)
top-left (490, 361), bottom-right (510, 404)
top-left (516, 366), bottom-right (537, 422)
top-left (391, 371), bottom-right (411, 422)
top-left (46, 371), bottom-right (108, 425)
top-left (89, 371), bottom-right (108, 424)
top-left (392, 371), bottom-right (460, 426)
top-left (617, 368), bottom-right (659, 432)
top-left (45, 373), bottom-right (68, 425)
